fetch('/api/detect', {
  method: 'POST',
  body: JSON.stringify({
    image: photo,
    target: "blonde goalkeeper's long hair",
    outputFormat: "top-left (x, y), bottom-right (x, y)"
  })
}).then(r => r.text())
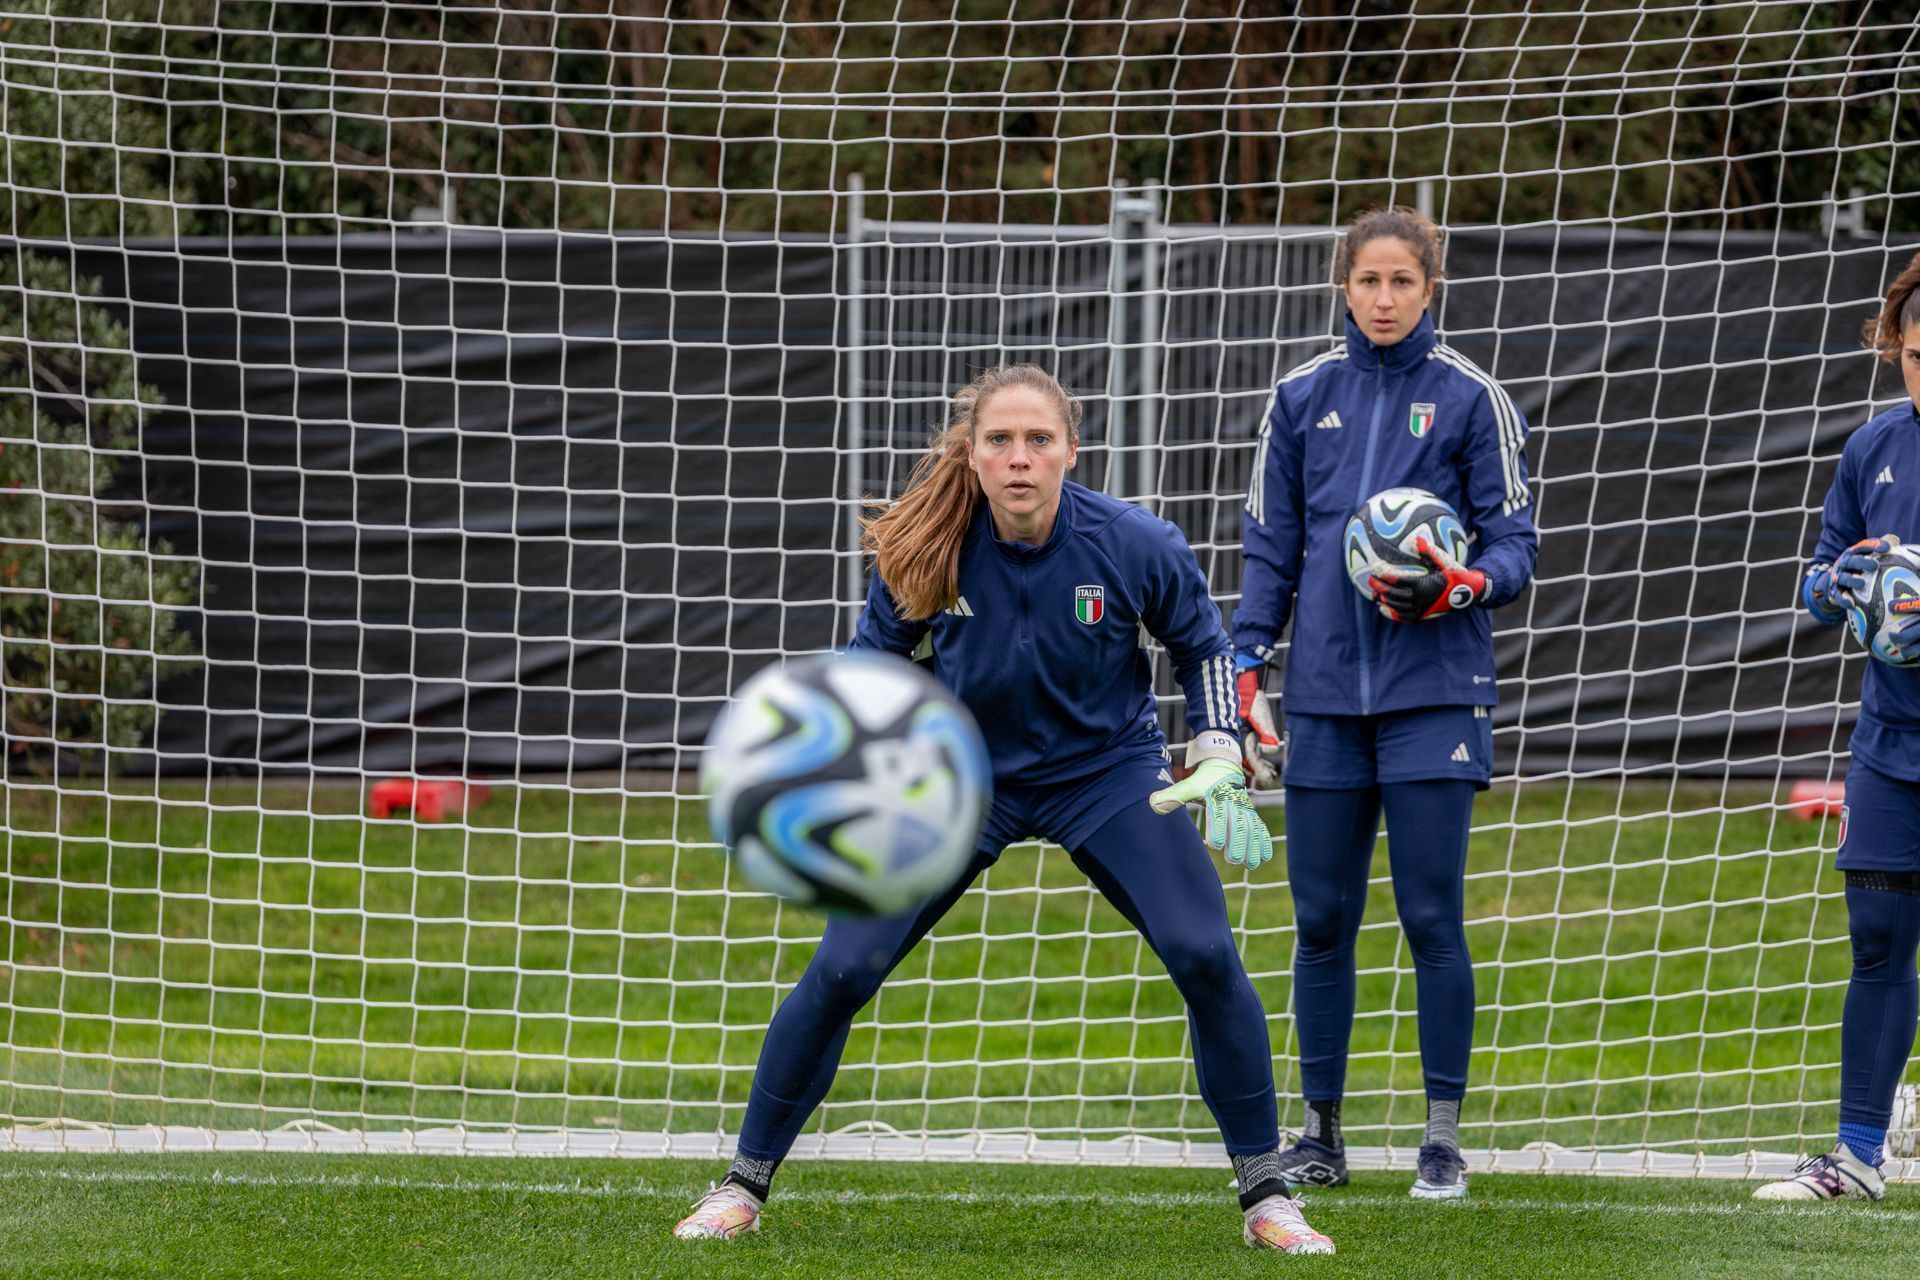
top-left (861, 364), bottom-right (1082, 621)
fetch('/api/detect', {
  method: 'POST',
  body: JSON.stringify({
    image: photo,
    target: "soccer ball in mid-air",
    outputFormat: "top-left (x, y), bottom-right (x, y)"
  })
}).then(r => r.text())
top-left (702, 651), bottom-right (992, 916)
top-left (1844, 541), bottom-right (1920, 667)
top-left (1343, 487), bottom-right (1471, 600)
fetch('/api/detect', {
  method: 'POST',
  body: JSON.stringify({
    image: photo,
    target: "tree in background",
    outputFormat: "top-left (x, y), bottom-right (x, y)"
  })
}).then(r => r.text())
top-left (1, 0), bottom-right (1912, 239)
top-left (0, 253), bottom-right (200, 775)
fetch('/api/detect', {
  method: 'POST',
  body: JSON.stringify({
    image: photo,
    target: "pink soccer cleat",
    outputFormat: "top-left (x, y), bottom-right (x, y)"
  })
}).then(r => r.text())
top-left (1243, 1192), bottom-right (1336, 1255)
top-left (672, 1181), bottom-right (764, 1239)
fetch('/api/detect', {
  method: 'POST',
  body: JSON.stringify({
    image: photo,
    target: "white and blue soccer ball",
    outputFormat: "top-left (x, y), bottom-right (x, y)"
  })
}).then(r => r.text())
top-left (701, 651), bottom-right (991, 916)
top-left (1342, 486), bottom-right (1471, 599)
top-left (1844, 542), bottom-right (1920, 668)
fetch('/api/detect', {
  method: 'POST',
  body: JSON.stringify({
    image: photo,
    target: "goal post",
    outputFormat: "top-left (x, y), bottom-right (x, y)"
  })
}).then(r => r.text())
top-left (4, 3), bottom-right (1920, 1176)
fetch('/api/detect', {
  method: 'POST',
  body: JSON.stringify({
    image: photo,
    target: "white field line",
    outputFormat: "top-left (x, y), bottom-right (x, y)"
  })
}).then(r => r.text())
top-left (3, 1165), bottom-right (1917, 1221)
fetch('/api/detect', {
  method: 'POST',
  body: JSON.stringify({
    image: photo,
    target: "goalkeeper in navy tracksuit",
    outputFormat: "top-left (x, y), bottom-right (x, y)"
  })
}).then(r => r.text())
top-left (1234, 207), bottom-right (1538, 1199)
top-left (675, 365), bottom-right (1334, 1255)
top-left (1757, 249), bottom-right (1920, 1204)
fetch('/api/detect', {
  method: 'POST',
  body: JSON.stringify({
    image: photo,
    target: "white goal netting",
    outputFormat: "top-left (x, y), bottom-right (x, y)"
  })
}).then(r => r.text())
top-left (5, 3), bottom-right (1920, 1175)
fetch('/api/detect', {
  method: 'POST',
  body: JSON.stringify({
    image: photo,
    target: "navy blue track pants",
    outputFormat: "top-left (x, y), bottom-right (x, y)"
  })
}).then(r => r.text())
top-left (735, 788), bottom-right (1280, 1161)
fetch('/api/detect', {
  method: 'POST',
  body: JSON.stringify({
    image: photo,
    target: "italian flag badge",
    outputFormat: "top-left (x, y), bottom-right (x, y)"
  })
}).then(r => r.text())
top-left (1409, 402), bottom-right (1436, 438)
top-left (1075, 585), bottom-right (1105, 625)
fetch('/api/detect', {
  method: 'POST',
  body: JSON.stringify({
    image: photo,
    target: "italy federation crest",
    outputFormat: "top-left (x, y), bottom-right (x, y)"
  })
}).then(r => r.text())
top-left (1409, 402), bottom-right (1436, 438)
top-left (1075, 585), bottom-right (1105, 625)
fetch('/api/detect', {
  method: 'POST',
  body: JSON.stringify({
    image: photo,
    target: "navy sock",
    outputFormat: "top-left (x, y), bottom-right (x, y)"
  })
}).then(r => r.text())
top-left (1838, 879), bottom-right (1920, 1169)
top-left (1838, 1122), bottom-right (1887, 1168)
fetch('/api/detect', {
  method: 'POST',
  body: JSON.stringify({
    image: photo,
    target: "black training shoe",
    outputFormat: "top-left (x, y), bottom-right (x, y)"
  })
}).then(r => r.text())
top-left (1410, 1142), bottom-right (1468, 1200)
top-left (1274, 1140), bottom-right (1349, 1189)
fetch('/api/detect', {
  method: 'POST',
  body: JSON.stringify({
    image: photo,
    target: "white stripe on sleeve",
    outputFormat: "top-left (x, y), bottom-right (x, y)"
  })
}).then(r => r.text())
top-left (1431, 345), bottom-right (1529, 517)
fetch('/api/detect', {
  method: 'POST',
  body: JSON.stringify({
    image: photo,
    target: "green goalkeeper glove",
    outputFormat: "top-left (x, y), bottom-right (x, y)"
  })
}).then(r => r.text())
top-left (1149, 755), bottom-right (1274, 870)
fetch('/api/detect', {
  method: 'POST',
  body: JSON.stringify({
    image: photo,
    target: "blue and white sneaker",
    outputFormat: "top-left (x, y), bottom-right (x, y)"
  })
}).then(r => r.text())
top-left (1409, 1143), bottom-right (1468, 1200)
top-left (1752, 1144), bottom-right (1885, 1202)
top-left (1273, 1139), bottom-right (1349, 1189)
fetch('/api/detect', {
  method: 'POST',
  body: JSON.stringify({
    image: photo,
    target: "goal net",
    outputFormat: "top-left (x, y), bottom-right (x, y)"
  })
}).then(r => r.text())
top-left (5, 3), bottom-right (1919, 1175)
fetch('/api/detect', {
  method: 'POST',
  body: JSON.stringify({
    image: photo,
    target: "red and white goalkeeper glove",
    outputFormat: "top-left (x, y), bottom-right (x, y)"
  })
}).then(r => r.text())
top-left (1236, 667), bottom-right (1282, 791)
top-left (1368, 534), bottom-right (1487, 623)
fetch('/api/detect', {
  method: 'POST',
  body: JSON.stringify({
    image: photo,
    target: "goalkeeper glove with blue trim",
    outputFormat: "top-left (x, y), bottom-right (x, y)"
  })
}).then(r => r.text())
top-left (1806, 535), bottom-right (1898, 623)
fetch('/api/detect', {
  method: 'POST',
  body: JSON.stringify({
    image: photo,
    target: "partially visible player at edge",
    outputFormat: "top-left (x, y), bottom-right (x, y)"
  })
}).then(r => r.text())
top-left (1758, 249), bottom-right (1920, 1202)
top-left (674, 365), bottom-right (1333, 1254)
top-left (1234, 206), bottom-right (1539, 1199)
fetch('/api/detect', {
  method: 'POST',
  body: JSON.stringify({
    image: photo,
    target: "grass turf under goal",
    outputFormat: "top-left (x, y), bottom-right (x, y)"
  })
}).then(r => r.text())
top-left (2, 1154), bottom-right (1916, 1279)
top-left (0, 777), bottom-right (1859, 1155)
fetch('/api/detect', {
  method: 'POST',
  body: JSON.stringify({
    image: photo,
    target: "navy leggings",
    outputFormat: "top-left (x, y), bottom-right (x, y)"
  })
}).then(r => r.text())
top-left (736, 797), bottom-right (1280, 1160)
top-left (1841, 881), bottom-right (1920, 1132)
top-left (1285, 780), bottom-right (1477, 1101)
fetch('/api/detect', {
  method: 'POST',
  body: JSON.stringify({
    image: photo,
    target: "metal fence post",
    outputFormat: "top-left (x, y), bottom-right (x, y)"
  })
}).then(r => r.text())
top-left (844, 175), bottom-right (867, 631)
top-left (1107, 180), bottom-right (1130, 499)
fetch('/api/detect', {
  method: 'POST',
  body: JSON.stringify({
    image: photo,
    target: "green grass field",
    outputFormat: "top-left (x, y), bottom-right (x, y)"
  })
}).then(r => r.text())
top-left (0, 777), bottom-right (1901, 1275)
top-left (3, 1153), bottom-right (1917, 1279)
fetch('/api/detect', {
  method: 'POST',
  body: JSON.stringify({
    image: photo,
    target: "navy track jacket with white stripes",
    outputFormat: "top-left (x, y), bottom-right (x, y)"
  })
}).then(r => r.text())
top-left (851, 480), bottom-right (1240, 785)
top-left (1806, 401), bottom-right (1920, 775)
top-left (1236, 311), bottom-right (1539, 716)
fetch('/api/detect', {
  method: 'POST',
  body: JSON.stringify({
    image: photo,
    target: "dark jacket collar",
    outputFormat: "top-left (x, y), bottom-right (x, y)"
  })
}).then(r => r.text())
top-left (1344, 310), bottom-right (1437, 375)
top-left (975, 481), bottom-right (1075, 562)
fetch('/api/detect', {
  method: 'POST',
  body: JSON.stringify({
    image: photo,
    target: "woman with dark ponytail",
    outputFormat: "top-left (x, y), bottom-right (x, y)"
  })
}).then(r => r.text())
top-left (1234, 206), bottom-right (1539, 1200)
top-left (1757, 249), bottom-right (1920, 1203)
top-left (674, 365), bottom-right (1334, 1254)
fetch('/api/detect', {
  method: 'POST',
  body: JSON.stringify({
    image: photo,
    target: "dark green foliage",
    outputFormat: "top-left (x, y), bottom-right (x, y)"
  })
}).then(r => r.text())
top-left (0, 252), bottom-right (199, 772)
top-left (2, 1), bottom-right (1915, 239)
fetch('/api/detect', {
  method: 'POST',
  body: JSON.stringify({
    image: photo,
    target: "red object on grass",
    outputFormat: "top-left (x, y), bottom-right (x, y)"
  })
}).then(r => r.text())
top-left (1787, 779), bottom-right (1846, 821)
top-left (367, 778), bottom-right (492, 821)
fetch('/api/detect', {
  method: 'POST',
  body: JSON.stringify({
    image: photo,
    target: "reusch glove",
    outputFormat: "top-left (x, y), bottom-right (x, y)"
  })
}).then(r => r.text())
top-left (1883, 609), bottom-right (1920, 664)
top-left (1368, 534), bottom-right (1488, 623)
top-left (1149, 744), bottom-right (1275, 870)
top-left (1834, 535), bottom-right (1898, 599)
top-left (1809, 535), bottom-right (1900, 623)
top-left (1236, 666), bottom-right (1282, 791)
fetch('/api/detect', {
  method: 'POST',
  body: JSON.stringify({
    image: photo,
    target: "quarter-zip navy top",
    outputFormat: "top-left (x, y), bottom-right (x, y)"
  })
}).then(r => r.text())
top-left (1235, 311), bottom-right (1540, 715)
top-left (1809, 400), bottom-right (1920, 775)
top-left (851, 481), bottom-right (1239, 785)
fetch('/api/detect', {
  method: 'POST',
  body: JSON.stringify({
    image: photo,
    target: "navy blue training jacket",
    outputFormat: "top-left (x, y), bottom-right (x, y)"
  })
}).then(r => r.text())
top-left (1807, 400), bottom-right (1920, 778)
top-left (851, 481), bottom-right (1239, 784)
top-left (1236, 311), bottom-right (1540, 716)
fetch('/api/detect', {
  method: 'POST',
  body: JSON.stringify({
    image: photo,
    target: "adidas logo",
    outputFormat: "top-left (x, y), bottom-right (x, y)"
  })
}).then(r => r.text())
top-left (1876, 466), bottom-right (1895, 485)
top-left (1314, 411), bottom-right (1343, 430)
top-left (1450, 742), bottom-right (1471, 763)
top-left (944, 596), bottom-right (975, 616)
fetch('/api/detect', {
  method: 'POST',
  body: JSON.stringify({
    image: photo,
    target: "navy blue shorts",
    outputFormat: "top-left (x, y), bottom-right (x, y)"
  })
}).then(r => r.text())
top-left (1284, 705), bottom-right (1493, 790)
top-left (979, 751), bottom-right (1175, 855)
top-left (1838, 757), bottom-right (1920, 873)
